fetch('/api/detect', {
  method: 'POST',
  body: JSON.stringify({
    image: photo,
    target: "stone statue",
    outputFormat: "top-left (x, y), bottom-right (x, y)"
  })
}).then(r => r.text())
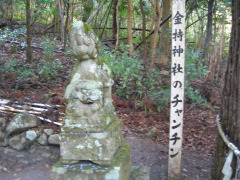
top-left (63, 21), bottom-right (115, 132)
top-left (52, 21), bottom-right (132, 180)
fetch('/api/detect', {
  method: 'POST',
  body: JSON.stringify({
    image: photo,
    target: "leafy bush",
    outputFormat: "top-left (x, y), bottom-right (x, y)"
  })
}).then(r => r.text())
top-left (1, 59), bottom-right (36, 82)
top-left (101, 44), bottom-right (168, 110)
top-left (38, 36), bottom-right (63, 81)
top-left (185, 48), bottom-right (210, 107)
top-left (185, 49), bottom-right (209, 82)
top-left (101, 45), bottom-right (210, 110)
top-left (0, 36), bottom-right (63, 84)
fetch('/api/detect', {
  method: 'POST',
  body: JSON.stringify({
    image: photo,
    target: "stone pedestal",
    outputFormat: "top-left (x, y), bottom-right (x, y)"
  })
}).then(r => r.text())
top-left (60, 120), bottom-right (123, 165)
top-left (51, 143), bottom-right (131, 180)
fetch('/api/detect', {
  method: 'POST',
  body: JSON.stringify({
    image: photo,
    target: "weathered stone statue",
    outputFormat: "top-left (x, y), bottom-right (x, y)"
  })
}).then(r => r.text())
top-left (64, 21), bottom-right (115, 133)
top-left (51, 21), bottom-right (132, 180)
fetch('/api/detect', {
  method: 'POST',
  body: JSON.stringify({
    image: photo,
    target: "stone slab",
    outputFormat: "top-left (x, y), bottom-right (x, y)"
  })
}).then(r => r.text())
top-left (60, 120), bottom-right (123, 165)
top-left (51, 143), bottom-right (131, 180)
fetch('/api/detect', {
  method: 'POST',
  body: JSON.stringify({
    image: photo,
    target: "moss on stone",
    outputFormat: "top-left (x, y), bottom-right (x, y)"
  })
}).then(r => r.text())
top-left (69, 61), bottom-right (81, 81)
top-left (111, 143), bottom-right (131, 167)
top-left (52, 143), bottom-right (132, 180)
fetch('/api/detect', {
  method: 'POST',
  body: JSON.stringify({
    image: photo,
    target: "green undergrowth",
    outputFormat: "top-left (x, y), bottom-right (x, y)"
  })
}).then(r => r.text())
top-left (101, 44), bottom-right (210, 111)
top-left (0, 34), bottom-right (64, 86)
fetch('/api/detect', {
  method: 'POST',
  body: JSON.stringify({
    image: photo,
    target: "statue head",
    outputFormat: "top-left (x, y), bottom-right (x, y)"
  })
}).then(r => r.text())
top-left (69, 21), bottom-right (99, 61)
top-left (75, 80), bottom-right (103, 104)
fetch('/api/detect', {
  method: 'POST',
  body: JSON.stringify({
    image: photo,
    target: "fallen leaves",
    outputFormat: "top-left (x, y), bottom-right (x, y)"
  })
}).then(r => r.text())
top-left (118, 104), bottom-right (218, 157)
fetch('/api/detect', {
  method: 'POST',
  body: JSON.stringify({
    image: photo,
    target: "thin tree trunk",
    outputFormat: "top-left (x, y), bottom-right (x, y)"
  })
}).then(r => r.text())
top-left (69, 0), bottom-right (73, 25)
top-left (205, 44), bottom-right (217, 81)
top-left (150, 0), bottom-right (162, 68)
top-left (216, 16), bottom-right (226, 79)
top-left (127, 0), bottom-right (133, 55)
top-left (203, 0), bottom-right (214, 61)
top-left (64, 0), bottom-right (70, 51)
top-left (149, 0), bottom-right (157, 54)
top-left (100, 1), bottom-right (113, 39)
top-left (10, 0), bottom-right (14, 22)
top-left (112, 0), bottom-right (118, 45)
top-left (140, 0), bottom-right (147, 62)
top-left (212, 0), bottom-right (240, 179)
top-left (115, 0), bottom-right (119, 50)
top-left (112, 0), bottom-right (119, 49)
top-left (99, 0), bottom-right (113, 33)
top-left (26, 0), bottom-right (32, 64)
top-left (157, 0), bottom-right (170, 66)
top-left (52, 1), bottom-right (58, 33)
top-left (58, 0), bottom-right (64, 42)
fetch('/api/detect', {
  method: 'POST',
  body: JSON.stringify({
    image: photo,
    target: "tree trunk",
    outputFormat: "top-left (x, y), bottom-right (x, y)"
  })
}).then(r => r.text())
top-left (140, 0), bottom-right (147, 62)
top-left (157, 0), bottom-right (170, 67)
top-left (217, 16), bottom-right (226, 79)
top-left (150, 0), bottom-right (162, 69)
top-left (100, 0), bottom-right (113, 39)
top-left (203, 0), bottom-right (214, 61)
top-left (63, 0), bottom-right (70, 51)
top-left (26, 0), bottom-right (32, 64)
top-left (149, 0), bottom-right (157, 54)
top-left (212, 0), bottom-right (240, 179)
top-left (112, 0), bottom-right (118, 46)
top-left (69, 0), bottom-right (74, 25)
top-left (127, 0), bottom-right (133, 55)
top-left (10, 0), bottom-right (14, 22)
top-left (115, 0), bottom-right (119, 50)
top-left (112, 0), bottom-right (119, 49)
top-left (58, 0), bottom-right (64, 42)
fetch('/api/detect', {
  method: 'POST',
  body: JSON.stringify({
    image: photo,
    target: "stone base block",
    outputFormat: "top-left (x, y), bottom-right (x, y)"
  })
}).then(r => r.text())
top-left (60, 120), bottom-right (122, 165)
top-left (51, 143), bottom-right (131, 180)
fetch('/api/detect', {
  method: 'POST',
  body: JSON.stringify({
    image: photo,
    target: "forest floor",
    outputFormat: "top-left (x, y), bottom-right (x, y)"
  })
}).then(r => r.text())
top-left (0, 30), bottom-right (220, 179)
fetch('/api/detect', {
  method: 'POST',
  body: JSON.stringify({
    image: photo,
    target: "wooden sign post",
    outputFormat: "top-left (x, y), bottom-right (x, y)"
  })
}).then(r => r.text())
top-left (168, 0), bottom-right (185, 179)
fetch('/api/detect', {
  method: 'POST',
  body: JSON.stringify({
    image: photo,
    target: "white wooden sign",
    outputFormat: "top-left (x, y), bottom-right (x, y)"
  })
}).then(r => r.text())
top-left (168, 0), bottom-right (185, 179)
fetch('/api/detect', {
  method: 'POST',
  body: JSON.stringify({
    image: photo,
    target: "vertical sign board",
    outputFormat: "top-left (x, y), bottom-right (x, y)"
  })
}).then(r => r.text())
top-left (168, 0), bottom-right (185, 180)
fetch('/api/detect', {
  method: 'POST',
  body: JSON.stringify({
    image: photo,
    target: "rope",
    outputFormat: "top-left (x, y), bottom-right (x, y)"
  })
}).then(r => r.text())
top-left (216, 115), bottom-right (240, 157)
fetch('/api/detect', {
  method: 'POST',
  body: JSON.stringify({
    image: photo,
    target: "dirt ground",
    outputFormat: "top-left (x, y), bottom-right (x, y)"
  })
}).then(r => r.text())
top-left (0, 132), bottom-right (213, 180)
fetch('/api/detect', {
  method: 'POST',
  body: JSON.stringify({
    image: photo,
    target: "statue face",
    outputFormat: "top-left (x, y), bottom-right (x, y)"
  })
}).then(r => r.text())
top-left (75, 80), bottom-right (103, 104)
top-left (70, 21), bottom-right (98, 60)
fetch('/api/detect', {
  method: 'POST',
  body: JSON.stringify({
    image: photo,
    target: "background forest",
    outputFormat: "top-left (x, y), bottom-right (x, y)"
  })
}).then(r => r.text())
top-left (0, 0), bottom-right (234, 178)
top-left (0, 0), bottom-right (232, 110)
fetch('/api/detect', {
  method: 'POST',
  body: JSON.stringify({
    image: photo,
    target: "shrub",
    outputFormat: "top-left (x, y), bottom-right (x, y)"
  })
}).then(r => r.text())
top-left (38, 36), bottom-right (63, 81)
top-left (101, 45), bottom-right (210, 111)
top-left (101, 44), bottom-right (168, 111)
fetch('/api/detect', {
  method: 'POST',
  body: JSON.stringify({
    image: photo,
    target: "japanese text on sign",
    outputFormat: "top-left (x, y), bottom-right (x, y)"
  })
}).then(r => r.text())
top-left (168, 1), bottom-right (185, 180)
